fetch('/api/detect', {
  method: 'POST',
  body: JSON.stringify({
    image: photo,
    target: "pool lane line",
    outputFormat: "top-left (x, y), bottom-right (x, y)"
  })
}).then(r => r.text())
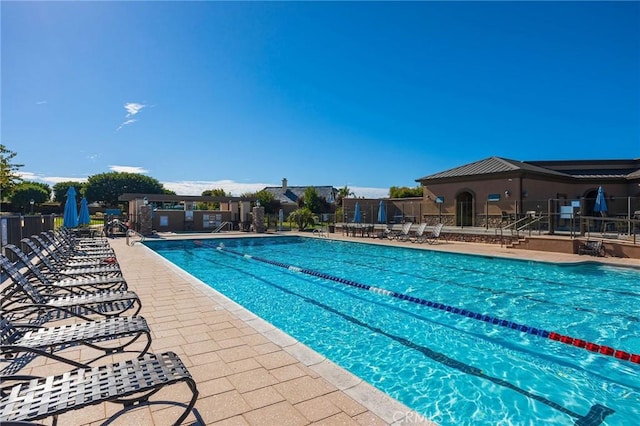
top-left (207, 242), bottom-right (640, 366)
top-left (298, 240), bottom-right (640, 299)
top-left (263, 243), bottom-right (640, 323)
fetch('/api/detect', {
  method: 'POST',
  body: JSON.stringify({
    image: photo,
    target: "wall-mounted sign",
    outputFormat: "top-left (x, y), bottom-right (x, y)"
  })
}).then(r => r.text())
top-left (560, 206), bottom-right (575, 219)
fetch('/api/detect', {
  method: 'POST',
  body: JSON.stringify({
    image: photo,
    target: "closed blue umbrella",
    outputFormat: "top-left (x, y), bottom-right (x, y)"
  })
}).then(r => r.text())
top-left (594, 186), bottom-right (608, 213)
top-left (353, 202), bottom-right (362, 223)
top-left (63, 186), bottom-right (79, 228)
top-left (377, 200), bottom-right (386, 224)
top-left (78, 197), bottom-right (91, 226)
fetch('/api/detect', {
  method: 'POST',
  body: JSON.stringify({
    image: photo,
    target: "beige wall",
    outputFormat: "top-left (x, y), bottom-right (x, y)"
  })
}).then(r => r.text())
top-left (421, 174), bottom-right (640, 226)
top-left (151, 210), bottom-right (235, 233)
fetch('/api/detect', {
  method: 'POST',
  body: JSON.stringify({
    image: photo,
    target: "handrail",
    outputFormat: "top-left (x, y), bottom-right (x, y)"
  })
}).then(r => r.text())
top-left (496, 216), bottom-right (530, 237)
top-left (517, 214), bottom-right (546, 236)
top-left (126, 229), bottom-right (145, 246)
top-left (580, 215), bottom-right (639, 244)
top-left (211, 221), bottom-right (232, 233)
top-left (495, 213), bottom-right (545, 245)
top-left (313, 226), bottom-right (328, 238)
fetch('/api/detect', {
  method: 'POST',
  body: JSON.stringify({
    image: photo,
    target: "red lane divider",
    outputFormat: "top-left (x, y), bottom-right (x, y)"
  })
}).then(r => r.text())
top-left (199, 240), bottom-right (640, 365)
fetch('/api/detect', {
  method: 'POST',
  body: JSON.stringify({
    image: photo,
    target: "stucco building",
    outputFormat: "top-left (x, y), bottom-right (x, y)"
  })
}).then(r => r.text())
top-left (415, 157), bottom-right (640, 228)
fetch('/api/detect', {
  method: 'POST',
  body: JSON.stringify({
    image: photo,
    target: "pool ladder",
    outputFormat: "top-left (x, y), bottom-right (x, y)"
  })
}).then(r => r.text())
top-left (126, 229), bottom-right (145, 246)
top-left (313, 226), bottom-right (328, 238)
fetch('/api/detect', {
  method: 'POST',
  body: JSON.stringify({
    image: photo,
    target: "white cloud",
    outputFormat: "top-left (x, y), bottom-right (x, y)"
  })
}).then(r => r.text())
top-left (349, 186), bottom-right (389, 199)
top-left (19, 169), bottom-right (390, 199)
top-left (19, 171), bottom-right (87, 185)
top-left (116, 102), bottom-right (148, 131)
top-left (163, 181), bottom-right (389, 198)
top-left (124, 102), bottom-right (146, 117)
top-left (163, 180), bottom-right (274, 197)
top-left (108, 165), bottom-right (149, 174)
top-left (116, 118), bottom-right (137, 131)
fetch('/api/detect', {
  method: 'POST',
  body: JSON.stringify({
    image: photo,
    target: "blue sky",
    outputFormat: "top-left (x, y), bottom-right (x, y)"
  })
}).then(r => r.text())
top-left (3, 1), bottom-right (639, 198)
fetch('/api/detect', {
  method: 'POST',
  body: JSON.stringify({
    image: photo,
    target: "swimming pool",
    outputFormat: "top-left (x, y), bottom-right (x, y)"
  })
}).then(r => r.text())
top-left (145, 236), bottom-right (640, 425)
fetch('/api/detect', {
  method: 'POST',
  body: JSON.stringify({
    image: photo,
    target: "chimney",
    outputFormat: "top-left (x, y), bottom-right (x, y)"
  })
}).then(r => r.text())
top-left (282, 178), bottom-right (288, 191)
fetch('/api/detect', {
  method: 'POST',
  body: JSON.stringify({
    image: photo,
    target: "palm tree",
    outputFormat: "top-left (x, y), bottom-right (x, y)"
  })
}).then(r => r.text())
top-left (336, 185), bottom-right (354, 207)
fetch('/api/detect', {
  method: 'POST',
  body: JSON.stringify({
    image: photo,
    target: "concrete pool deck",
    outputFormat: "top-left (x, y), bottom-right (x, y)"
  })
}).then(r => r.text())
top-left (9, 232), bottom-right (639, 425)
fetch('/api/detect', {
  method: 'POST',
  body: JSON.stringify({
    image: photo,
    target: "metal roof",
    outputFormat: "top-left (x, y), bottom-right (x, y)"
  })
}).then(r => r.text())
top-left (416, 157), bottom-right (640, 182)
top-left (262, 185), bottom-right (337, 205)
top-left (416, 157), bottom-right (567, 181)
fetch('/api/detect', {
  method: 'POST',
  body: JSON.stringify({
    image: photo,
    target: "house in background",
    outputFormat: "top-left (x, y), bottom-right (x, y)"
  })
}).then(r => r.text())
top-left (262, 178), bottom-right (338, 215)
top-left (415, 157), bottom-right (640, 228)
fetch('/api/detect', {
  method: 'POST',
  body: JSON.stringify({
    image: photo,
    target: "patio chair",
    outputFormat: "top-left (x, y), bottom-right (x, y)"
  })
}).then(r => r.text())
top-left (395, 222), bottom-right (413, 241)
top-left (410, 223), bottom-right (428, 243)
top-left (21, 238), bottom-right (122, 279)
top-left (4, 244), bottom-right (128, 294)
top-left (40, 231), bottom-right (114, 258)
top-left (578, 240), bottom-right (604, 257)
top-left (0, 351), bottom-right (198, 425)
top-left (374, 226), bottom-right (392, 239)
top-left (29, 235), bottom-right (115, 267)
top-left (424, 223), bottom-right (445, 245)
top-left (1, 314), bottom-right (151, 371)
top-left (1, 255), bottom-right (141, 323)
top-left (56, 227), bottom-right (111, 246)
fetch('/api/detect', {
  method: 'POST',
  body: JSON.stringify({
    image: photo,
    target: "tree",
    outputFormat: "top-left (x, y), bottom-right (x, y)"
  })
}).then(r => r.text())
top-left (288, 207), bottom-right (315, 231)
top-left (336, 185), bottom-right (354, 207)
top-left (0, 145), bottom-right (23, 201)
top-left (242, 190), bottom-right (280, 214)
top-left (53, 181), bottom-right (86, 204)
top-left (302, 187), bottom-right (321, 213)
top-left (85, 172), bottom-right (166, 207)
top-left (9, 183), bottom-right (49, 213)
top-left (389, 186), bottom-right (423, 198)
top-left (202, 188), bottom-right (229, 197)
top-left (200, 188), bottom-right (229, 209)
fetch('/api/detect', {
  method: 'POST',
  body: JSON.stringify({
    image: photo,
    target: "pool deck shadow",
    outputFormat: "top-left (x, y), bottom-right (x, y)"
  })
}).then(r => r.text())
top-left (10, 232), bottom-right (638, 425)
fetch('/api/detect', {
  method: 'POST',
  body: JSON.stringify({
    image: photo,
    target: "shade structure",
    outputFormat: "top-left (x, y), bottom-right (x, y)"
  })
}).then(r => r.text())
top-left (377, 200), bottom-right (386, 224)
top-left (78, 197), bottom-right (91, 226)
top-left (594, 186), bottom-right (608, 213)
top-left (353, 202), bottom-right (362, 223)
top-left (63, 186), bottom-right (79, 228)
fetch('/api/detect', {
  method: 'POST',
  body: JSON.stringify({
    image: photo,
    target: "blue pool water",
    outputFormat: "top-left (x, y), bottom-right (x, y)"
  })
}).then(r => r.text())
top-left (145, 236), bottom-right (640, 425)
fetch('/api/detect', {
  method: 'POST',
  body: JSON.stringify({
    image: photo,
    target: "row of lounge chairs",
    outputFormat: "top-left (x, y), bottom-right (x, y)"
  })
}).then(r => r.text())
top-left (372, 222), bottom-right (445, 244)
top-left (1, 228), bottom-right (199, 425)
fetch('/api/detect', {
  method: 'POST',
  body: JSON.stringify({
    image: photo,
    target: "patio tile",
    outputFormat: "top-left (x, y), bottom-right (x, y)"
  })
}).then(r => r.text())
top-left (196, 391), bottom-right (252, 424)
top-left (217, 345), bottom-right (260, 363)
top-left (294, 394), bottom-right (342, 422)
top-left (195, 377), bottom-right (235, 397)
top-left (255, 350), bottom-right (299, 370)
top-left (274, 376), bottom-right (335, 404)
top-left (241, 401), bottom-right (310, 426)
top-left (241, 386), bottom-right (286, 409)
top-left (227, 368), bottom-right (280, 393)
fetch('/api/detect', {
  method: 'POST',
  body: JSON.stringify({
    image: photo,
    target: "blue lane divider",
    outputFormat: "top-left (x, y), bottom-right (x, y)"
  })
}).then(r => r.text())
top-left (204, 241), bottom-right (640, 365)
